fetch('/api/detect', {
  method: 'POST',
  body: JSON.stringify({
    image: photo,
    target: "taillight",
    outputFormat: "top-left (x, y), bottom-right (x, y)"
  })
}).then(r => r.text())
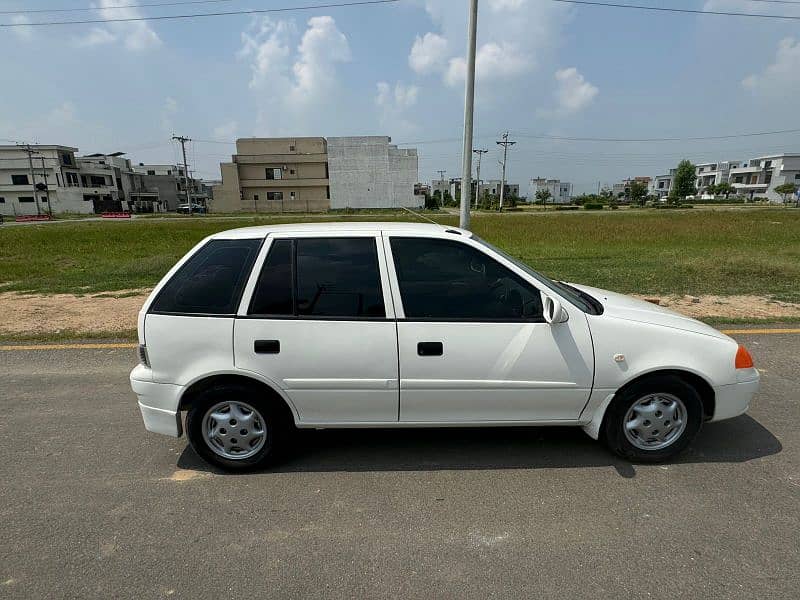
top-left (138, 344), bottom-right (150, 367)
top-left (735, 345), bottom-right (754, 369)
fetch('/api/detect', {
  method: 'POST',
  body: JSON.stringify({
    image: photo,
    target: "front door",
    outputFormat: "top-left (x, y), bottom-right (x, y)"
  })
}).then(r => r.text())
top-left (234, 234), bottom-right (399, 425)
top-left (384, 234), bottom-right (594, 423)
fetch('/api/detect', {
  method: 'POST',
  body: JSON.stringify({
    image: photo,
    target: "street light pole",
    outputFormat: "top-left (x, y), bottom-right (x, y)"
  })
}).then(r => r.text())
top-left (459, 0), bottom-right (479, 231)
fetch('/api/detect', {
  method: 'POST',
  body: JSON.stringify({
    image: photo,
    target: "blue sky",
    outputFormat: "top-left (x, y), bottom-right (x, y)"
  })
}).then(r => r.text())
top-left (1, 0), bottom-right (798, 192)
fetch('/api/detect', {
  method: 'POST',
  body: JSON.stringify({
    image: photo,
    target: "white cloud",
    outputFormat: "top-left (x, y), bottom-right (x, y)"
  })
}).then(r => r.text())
top-left (742, 38), bottom-right (800, 94)
top-left (409, 32), bottom-right (449, 75)
top-left (161, 97), bottom-right (178, 133)
top-left (11, 16), bottom-right (33, 40)
top-left (540, 67), bottom-right (598, 117)
top-left (290, 16), bottom-right (351, 105)
top-left (74, 27), bottom-right (117, 48)
top-left (375, 81), bottom-right (420, 137)
top-left (239, 18), bottom-right (295, 89)
top-left (213, 121), bottom-right (238, 141)
top-left (409, 0), bottom-right (572, 89)
top-left (444, 42), bottom-right (530, 86)
top-left (93, 0), bottom-right (161, 51)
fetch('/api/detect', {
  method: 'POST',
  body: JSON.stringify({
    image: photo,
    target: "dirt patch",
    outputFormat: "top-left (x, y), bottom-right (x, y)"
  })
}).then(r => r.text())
top-left (0, 289), bottom-right (149, 336)
top-left (1, 289), bottom-right (799, 338)
top-left (632, 294), bottom-right (800, 320)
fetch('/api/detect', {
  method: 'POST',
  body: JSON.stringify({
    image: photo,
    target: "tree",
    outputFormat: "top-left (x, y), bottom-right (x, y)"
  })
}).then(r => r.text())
top-left (774, 182), bottom-right (798, 205)
top-left (628, 180), bottom-right (648, 207)
top-left (671, 160), bottom-right (697, 201)
top-left (443, 190), bottom-right (454, 207)
top-left (535, 188), bottom-right (552, 208)
top-left (424, 193), bottom-right (438, 210)
top-left (433, 189), bottom-right (442, 208)
top-left (599, 188), bottom-right (614, 203)
top-left (715, 182), bottom-right (734, 198)
top-left (705, 183), bottom-right (717, 196)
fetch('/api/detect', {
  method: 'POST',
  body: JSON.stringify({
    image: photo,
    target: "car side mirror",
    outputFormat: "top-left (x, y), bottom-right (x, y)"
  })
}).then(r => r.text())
top-left (543, 295), bottom-right (569, 324)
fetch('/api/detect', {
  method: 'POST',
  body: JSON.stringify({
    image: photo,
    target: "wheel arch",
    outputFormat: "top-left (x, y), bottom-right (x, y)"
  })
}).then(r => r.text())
top-left (582, 368), bottom-right (715, 440)
top-left (178, 371), bottom-right (299, 426)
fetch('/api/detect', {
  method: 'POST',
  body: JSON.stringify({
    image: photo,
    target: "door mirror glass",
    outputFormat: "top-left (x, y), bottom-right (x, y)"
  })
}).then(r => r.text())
top-left (543, 295), bottom-right (569, 324)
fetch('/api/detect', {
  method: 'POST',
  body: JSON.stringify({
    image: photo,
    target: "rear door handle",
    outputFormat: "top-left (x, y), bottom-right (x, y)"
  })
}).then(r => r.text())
top-left (417, 341), bottom-right (443, 356)
top-left (254, 340), bottom-right (280, 354)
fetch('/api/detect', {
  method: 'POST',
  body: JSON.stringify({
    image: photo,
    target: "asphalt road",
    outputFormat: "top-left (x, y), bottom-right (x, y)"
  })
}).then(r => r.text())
top-left (1, 330), bottom-right (798, 599)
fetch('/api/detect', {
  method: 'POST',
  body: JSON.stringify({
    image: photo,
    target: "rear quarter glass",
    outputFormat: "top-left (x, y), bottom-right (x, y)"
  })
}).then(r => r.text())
top-left (149, 238), bottom-right (262, 315)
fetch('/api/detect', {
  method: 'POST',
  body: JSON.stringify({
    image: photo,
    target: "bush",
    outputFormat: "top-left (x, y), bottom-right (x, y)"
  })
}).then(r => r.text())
top-left (555, 205), bottom-right (579, 211)
top-left (655, 203), bottom-right (693, 209)
top-left (584, 203), bottom-right (603, 210)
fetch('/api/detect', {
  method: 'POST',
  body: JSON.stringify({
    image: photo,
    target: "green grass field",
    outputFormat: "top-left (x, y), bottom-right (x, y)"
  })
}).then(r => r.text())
top-left (1, 208), bottom-right (799, 301)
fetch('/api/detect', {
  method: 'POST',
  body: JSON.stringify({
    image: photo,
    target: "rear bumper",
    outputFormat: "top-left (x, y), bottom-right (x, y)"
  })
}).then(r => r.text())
top-left (711, 376), bottom-right (759, 422)
top-left (130, 366), bottom-right (183, 437)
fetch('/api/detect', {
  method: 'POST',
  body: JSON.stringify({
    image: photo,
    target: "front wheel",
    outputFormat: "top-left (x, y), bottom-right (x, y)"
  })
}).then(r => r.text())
top-left (602, 375), bottom-right (703, 462)
top-left (186, 384), bottom-right (285, 471)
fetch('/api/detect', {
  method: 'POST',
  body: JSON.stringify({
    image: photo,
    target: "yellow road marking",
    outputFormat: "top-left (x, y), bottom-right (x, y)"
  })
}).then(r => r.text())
top-left (720, 328), bottom-right (800, 335)
top-left (0, 328), bottom-right (799, 351)
top-left (0, 342), bottom-right (136, 351)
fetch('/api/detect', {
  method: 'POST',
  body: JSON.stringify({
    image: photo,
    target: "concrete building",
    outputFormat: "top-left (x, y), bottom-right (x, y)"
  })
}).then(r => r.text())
top-left (431, 179), bottom-right (449, 197)
top-left (728, 154), bottom-right (800, 202)
top-left (132, 163), bottom-right (198, 211)
top-left (485, 180), bottom-right (520, 199)
top-left (652, 171), bottom-right (675, 198)
top-left (212, 137), bottom-right (330, 213)
top-left (327, 136), bottom-right (421, 209)
top-left (529, 178), bottom-right (572, 204)
top-left (695, 161), bottom-right (741, 195)
top-left (0, 144), bottom-right (127, 216)
top-left (79, 153), bottom-right (164, 212)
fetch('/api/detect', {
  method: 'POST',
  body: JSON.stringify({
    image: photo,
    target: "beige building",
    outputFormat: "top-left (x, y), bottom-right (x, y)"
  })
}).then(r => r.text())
top-left (212, 138), bottom-right (330, 213)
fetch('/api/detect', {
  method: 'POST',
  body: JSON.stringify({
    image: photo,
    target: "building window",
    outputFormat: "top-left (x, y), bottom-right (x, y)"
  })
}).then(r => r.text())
top-left (734, 176), bottom-right (743, 183)
top-left (794, 174), bottom-right (800, 180)
top-left (290, 192), bottom-right (296, 200)
top-left (266, 191), bottom-right (283, 201)
top-left (18, 196), bottom-right (35, 203)
top-left (326, 185), bottom-right (330, 200)
top-left (658, 181), bottom-right (665, 189)
top-left (325, 162), bottom-right (329, 178)
top-left (11, 174), bottom-right (29, 185)
top-left (167, 170), bottom-right (172, 175)
top-left (0, 197), bottom-right (5, 203)
top-left (147, 170), bottom-right (155, 176)
top-left (289, 145), bottom-right (296, 151)
top-left (266, 168), bottom-right (282, 180)
top-left (765, 160), bottom-right (772, 169)
top-left (253, 194), bottom-right (259, 201)
top-left (41, 197), bottom-right (48, 203)
top-left (90, 175), bottom-right (106, 187)
top-left (60, 152), bottom-right (74, 166)
top-left (290, 169), bottom-right (295, 175)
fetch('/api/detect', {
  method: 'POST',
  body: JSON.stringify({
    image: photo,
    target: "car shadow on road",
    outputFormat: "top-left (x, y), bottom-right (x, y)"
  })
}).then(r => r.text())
top-left (177, 414), bottom-right (780, 479)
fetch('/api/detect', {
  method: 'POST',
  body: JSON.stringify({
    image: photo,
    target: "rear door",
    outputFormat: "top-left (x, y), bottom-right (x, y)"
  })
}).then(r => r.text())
top-left (384, 232), bottom-right (594, 423)
top-left (234, 232), bottom-right (400, 425)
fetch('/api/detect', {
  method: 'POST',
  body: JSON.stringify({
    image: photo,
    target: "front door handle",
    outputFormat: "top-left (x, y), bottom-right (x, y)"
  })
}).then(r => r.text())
top-left (417, 341), bottom-right (443, 356)
top-left (254, 340), bottom-right (280, 354)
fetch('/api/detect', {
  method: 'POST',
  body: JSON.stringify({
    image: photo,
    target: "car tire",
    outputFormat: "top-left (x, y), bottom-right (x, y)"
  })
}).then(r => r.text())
top-left (186, 384), bottom-right (289, 471)
top-left (602, 375), bottom-right (703, 462)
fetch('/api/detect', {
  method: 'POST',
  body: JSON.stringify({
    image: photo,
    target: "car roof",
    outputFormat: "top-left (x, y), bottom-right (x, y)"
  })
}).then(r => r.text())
top-left (211, 221), bottom-right (472, 240)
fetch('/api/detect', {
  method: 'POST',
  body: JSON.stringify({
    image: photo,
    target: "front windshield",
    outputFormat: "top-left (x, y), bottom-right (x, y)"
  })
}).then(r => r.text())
top-left (472, 236), bottom-right (599, 314)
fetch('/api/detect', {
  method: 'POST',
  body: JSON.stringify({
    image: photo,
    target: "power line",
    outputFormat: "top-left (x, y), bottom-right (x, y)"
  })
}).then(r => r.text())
top-left (396, 127), bottom-right (800, 146)
top-left (0, 0), bottom-right (243, 16)
top-left (550, 0), bottom-right (800, 21)
top-left (0, 0), bottom-right (398, 27)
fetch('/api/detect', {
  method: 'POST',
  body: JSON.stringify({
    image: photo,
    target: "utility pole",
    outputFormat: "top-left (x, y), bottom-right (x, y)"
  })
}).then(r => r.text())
top-left (172, 135), bottom-right (192, 215)
top-left (459, 0), bottom-right (479, 230)
top-left (22, 144), bottom-right (42, 216)
top-left (436, 169), bottom-right (447, 208)
top-left (473, 149), bottom-right (487, 209)
top-left (40, 156), bottom-right (52, 217)
top-left (496, 132), bottom-right (516, 211)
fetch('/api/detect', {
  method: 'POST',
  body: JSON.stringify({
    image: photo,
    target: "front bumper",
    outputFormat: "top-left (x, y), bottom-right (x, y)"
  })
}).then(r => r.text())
top-left (130, 365), bottom-right (183, 437)
top-left (711, 375), bottom-right (759, 422)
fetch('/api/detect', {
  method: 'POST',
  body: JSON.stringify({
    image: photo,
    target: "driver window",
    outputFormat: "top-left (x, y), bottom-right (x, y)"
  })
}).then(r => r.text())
top-left (389, 237), bottom-right (543, 321)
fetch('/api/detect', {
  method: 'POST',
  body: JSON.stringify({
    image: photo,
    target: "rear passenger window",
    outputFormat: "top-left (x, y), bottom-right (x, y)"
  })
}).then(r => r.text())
top-left (150, 239), bottom-right (261, 315)
top-left (249, 239), bottom-right (293, 316)
top-left (248, 237), bottom-right (385, 318)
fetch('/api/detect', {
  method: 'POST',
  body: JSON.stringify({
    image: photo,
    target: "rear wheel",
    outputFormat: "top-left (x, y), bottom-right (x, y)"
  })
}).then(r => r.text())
top-left (602, 375), bottom-right (703, 462)
top-left (186, 384), bottom-right (287, 471)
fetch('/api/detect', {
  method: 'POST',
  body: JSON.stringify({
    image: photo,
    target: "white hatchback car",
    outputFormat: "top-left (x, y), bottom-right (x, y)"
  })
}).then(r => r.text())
top-left (131, 222), bottom-right (759, 470)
